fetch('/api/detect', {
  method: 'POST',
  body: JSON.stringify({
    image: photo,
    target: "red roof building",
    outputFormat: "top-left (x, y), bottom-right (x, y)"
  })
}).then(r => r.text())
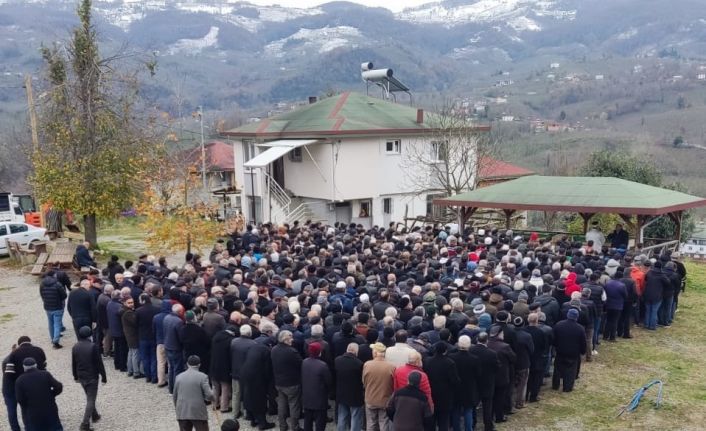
top-left (478, 157), bottom-right (534, 187)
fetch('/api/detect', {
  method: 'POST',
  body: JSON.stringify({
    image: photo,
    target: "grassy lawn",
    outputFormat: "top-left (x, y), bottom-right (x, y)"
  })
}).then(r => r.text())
top-left (506, 261), bottom-right (706, 430)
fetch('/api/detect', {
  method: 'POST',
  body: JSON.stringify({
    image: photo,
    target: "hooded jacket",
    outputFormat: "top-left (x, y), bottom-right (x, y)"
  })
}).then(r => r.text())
top-left (39, 275), bottom-right (67, 311)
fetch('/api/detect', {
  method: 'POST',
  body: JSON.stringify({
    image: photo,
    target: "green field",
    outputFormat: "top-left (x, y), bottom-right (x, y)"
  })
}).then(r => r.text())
top-left (506, 261), bottom-right (706, 430)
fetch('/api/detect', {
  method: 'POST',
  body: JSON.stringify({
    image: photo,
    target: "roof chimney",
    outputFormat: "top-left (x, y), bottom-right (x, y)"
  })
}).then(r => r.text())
top-left (308, 96), bottom-right (318, 104)
top-left (416, 108), bottom-right (424, 124)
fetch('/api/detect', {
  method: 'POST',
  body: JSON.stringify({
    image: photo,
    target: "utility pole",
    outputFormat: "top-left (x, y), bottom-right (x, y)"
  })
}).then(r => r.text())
top-left (198, 106), bottom-right (206, 190)
top-left (24, 74), bottom-right (39, 152)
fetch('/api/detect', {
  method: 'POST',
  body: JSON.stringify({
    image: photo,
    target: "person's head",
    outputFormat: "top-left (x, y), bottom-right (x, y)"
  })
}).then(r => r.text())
top-left (78, 326), bottom-right (92, 340)
top-left (125, 297), bottom-right (135, 310)
top-left (278, 330), bottom-right (293, 346)
top-left (22, 357), bottom-right (37, 371)
top-left (528, 313), bottom-right (539, 326)
top-left (172, 303), bottom-right (183, 315)
top-left (239, 324), bottom-right (252, 338)
top-left (477, 331), bottom-right (488, 345)
top-left (406, 350), bottom-right (423, 367)
top-left (187, 355), bottom-right (201, 368)
top-left (221, 419), bottom-right (240, 431)
top-left (308, 342), bottom-right (322, 358)
top-left (458, 335), bottom-right (471, 351)
top-left (408, 371), bottom-right (422, 388)
top-left (346, 343), bottom-right (359, 356)
top-left (371, 342), bottom-right (386, 359)
top-left (615, 224), bottom-right (623, 232)
top-left (311, 324), bottom-right (324, 338)
top-left (80, 279), bottom-right (91, 290)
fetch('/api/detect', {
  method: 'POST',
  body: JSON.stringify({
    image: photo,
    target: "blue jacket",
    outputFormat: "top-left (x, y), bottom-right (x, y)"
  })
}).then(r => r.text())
top-left (106, 298), bottom-right (124, 338)
top-left (604, 279), bottom-right (627, 311)
top-left (163, 312), bottom-right (184, 351)
top-left (75, 245), bottom-right (95, 268)
top-left (152, 301), bottom-right (173, 345)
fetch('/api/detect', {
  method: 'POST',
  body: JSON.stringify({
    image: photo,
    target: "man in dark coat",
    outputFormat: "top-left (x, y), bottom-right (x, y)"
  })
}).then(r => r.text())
top-left (164, 303), bottom-right (186, 393)
top-left (487, 326), bottom-right (516, 424)
top-left (241, 343), bottom-right (275, 430)
top-left (524, 313), bottom-right (548, 403)
top-left (271, 330), bottom-right (303, 431)
top-left (120, 296), bottom-right (141, 378)
top-left (135, 292), bottom-right (160, 383)
top-left (301, 342), bottom-right (332, 431)
top-left (449, 335), bottom-right (480, 431)
top-left (75, 241), bottom-right (97, 268)
top-left (107, 291), bottom-right (127, 372)
top-left (39, 270), bottom-right (67, 349)
top-left (386, 371), bottom-right (433, 431)
top-left (15, 357), bottom-right (63, 431)
top-left (643, 261), bottom-right (671, 330)
top-left (618, 269), bottom-right (638, 339)
top-left (230, 324), bottom-right (257, 418)
top-left (181, 311), bottom-right (210, 375)
top-left (469, 332), bottom-right (499, 431)
top-left (552, 308), bottom-right (586, 392)
top-left (424, 342), bottom-right (461, 431)
top-left (3, 336), bottom-right (47, 431)
top-left (67, 279), bottom-right (97, 340)
top-left (96, 284), bottom-right (114, 357)
top-left (335, 343), bottom-right (365, 431)
top-left (511, 316), bottom-right (534, 410)
top-left (72, 326), bottom-right (107, 431)
top-left (603, 275), bottom-right (627, 341)
top-left (210, 326), bottom-right (237, 414)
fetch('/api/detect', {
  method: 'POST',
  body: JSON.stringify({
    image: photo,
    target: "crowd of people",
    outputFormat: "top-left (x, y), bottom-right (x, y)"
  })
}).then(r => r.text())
top-left (3, 220), bottom-right (688, 431)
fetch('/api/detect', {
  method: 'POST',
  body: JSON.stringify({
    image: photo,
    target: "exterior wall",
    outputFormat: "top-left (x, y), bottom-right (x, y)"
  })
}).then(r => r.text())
top-left (232, 135), bottom-right (472, 225)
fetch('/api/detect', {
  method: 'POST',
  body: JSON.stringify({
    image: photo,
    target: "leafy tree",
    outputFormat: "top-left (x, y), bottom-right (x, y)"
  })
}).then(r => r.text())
top-left (578, 150), bottom-right (695, 241)
top-left (673, 136), bottom-right (684, 147)
top-left (138, 141), bottom-right (220, 255)
top-left (579, 151), bottom-right (661, 186)
top-left (558, 110), bottom-right (566, 121)
top-left (30, 0), bottom-right (153, 246)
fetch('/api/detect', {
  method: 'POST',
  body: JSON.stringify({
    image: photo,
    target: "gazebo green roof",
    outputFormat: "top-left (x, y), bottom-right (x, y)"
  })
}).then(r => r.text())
top-left (434, 176), bottom-right (706, 216)
top-left (222, 91), bottom-right (489, 139)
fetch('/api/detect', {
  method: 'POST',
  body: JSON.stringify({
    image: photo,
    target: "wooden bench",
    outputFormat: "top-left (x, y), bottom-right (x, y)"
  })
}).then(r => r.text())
top-left (6, 240), bottom-right (36, 265)
top-left (62, 231), bottom-right (85, 242)
top-left (31, 252), bottom-right (49, 275)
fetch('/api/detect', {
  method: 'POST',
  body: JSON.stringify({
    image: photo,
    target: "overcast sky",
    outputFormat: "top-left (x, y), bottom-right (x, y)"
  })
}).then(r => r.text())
top-left (245, 0), bottom-right (433, 13)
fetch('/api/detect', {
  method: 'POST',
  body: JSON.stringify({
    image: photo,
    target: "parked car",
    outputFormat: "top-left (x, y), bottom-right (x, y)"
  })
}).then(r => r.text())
top-left (0, 222), bottom-right (48, 256)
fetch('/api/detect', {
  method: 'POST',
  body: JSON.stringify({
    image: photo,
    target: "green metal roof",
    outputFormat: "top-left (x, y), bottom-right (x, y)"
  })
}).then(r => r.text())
top-left (434, 176), bottom-right (706, 215)
top-left (222, 92), bottom-right (489, 139)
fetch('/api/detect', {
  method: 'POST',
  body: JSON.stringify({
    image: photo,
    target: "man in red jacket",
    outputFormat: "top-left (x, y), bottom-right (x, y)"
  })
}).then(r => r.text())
top-left (392, 350), bottom-right (434, 412)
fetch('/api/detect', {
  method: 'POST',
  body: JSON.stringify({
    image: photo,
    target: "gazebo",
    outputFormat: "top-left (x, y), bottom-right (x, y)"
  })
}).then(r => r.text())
top-left (433, 176), bottom-right (706, 243)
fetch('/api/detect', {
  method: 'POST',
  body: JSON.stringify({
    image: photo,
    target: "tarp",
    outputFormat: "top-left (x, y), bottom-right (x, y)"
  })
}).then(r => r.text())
top-left (243, 139), bottom-right (319, 168)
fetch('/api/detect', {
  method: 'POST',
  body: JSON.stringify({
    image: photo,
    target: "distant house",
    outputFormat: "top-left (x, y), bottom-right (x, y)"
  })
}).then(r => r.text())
top-left (698, 73), bottom-right (706, 81)
top-left (550, 62), bottom-right (560, 69)
top-left (501, 115), bottom-right (515, 122)
top-left (178, 141), bottom-right (240, 215)
top-left (477, 158), bottom-right (534, 187)
top-left (595, 74), bottom-right (604, 80)
top-left (681, 226), bottom-right (706, 258)
top-left (221, 92), bottom-right (490, 227)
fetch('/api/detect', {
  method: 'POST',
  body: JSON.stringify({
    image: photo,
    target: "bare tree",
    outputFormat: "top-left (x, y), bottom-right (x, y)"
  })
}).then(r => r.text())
top-left (401, 103), bottom-right (499, 230)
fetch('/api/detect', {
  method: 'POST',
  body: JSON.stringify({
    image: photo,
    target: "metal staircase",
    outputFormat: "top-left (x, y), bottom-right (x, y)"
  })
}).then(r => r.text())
top-left (264, 172), bottom-right (316, 224)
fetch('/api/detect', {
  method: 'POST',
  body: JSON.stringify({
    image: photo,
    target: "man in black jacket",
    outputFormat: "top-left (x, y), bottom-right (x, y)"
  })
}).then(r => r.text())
top-left (424, 342), bottom-right (461, 431)
top-left (15, 357), bottom-right (63, 431)
top-left (271, 330), bottom-right (303, 431)
top-left (552, 309), bottom-right (586, 392)
top-left (135, 292), bottom-right (160, 384)
top-left (72, 326), bottom-right (107, 431)
top-left (334, 343), bottom-right (364, 431)
top-left (524, 313), bottom-right (548, 403)
top-left (487, 326), bottom-right (516, 424)
top-left (67, 279), bottom-right (97, 341)
top-left (449, 335), bottom-right (480, 431)
top-left (511, 316), bottom-right (534, 410)
top-left (230, 324), bottom-right (257, 417)
top-left (4, 337), bottom-right (47, 431)
top-left (39, 271), bottom-right (67, 349)
top-left (301, 342), bottom-right (332, 431)
top-left (469, 332), bottom-right (499, 431)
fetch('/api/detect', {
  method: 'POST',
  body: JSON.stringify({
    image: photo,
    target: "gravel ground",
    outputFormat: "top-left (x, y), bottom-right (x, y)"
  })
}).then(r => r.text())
top-left (0, 265), bottom-right (280, 431)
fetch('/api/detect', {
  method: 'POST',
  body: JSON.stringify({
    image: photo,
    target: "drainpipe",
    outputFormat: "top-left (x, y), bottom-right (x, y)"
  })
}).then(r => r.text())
top-left (639, 216), bottom-right (662, 246)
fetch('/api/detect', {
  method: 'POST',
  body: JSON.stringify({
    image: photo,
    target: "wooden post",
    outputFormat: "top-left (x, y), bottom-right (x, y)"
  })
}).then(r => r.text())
top-left (667, 211), bottom-right (683, 243)
top-left (503, 209), bottom-right (516, 230)
top-left (579, 212), bottom-right (595, 234)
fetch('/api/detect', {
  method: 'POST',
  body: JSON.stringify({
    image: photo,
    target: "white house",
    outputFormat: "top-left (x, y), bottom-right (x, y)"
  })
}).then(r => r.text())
top-left (681, 226), bottom-right (706, 258)
top-left (221, 92), bottom-right (490, 227)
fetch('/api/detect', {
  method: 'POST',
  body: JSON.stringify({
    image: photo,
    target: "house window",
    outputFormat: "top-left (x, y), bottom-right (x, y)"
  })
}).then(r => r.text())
top-left (242, 139), bottom-right (257, 162)
top-left (385, 139), bottom-right (401, 154)
top-left (359, 201), bottom-right (371, 218)
top-left (288, 147), bottom-right (303, 162)
top-left (431, 140), bottom-right (448, 162)
top-left (383, 198), bottom-right (392, 214)
top-left (0, 225), bottom-right (6, 236)
top-left (426, 193), bottom-right (446, 219)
